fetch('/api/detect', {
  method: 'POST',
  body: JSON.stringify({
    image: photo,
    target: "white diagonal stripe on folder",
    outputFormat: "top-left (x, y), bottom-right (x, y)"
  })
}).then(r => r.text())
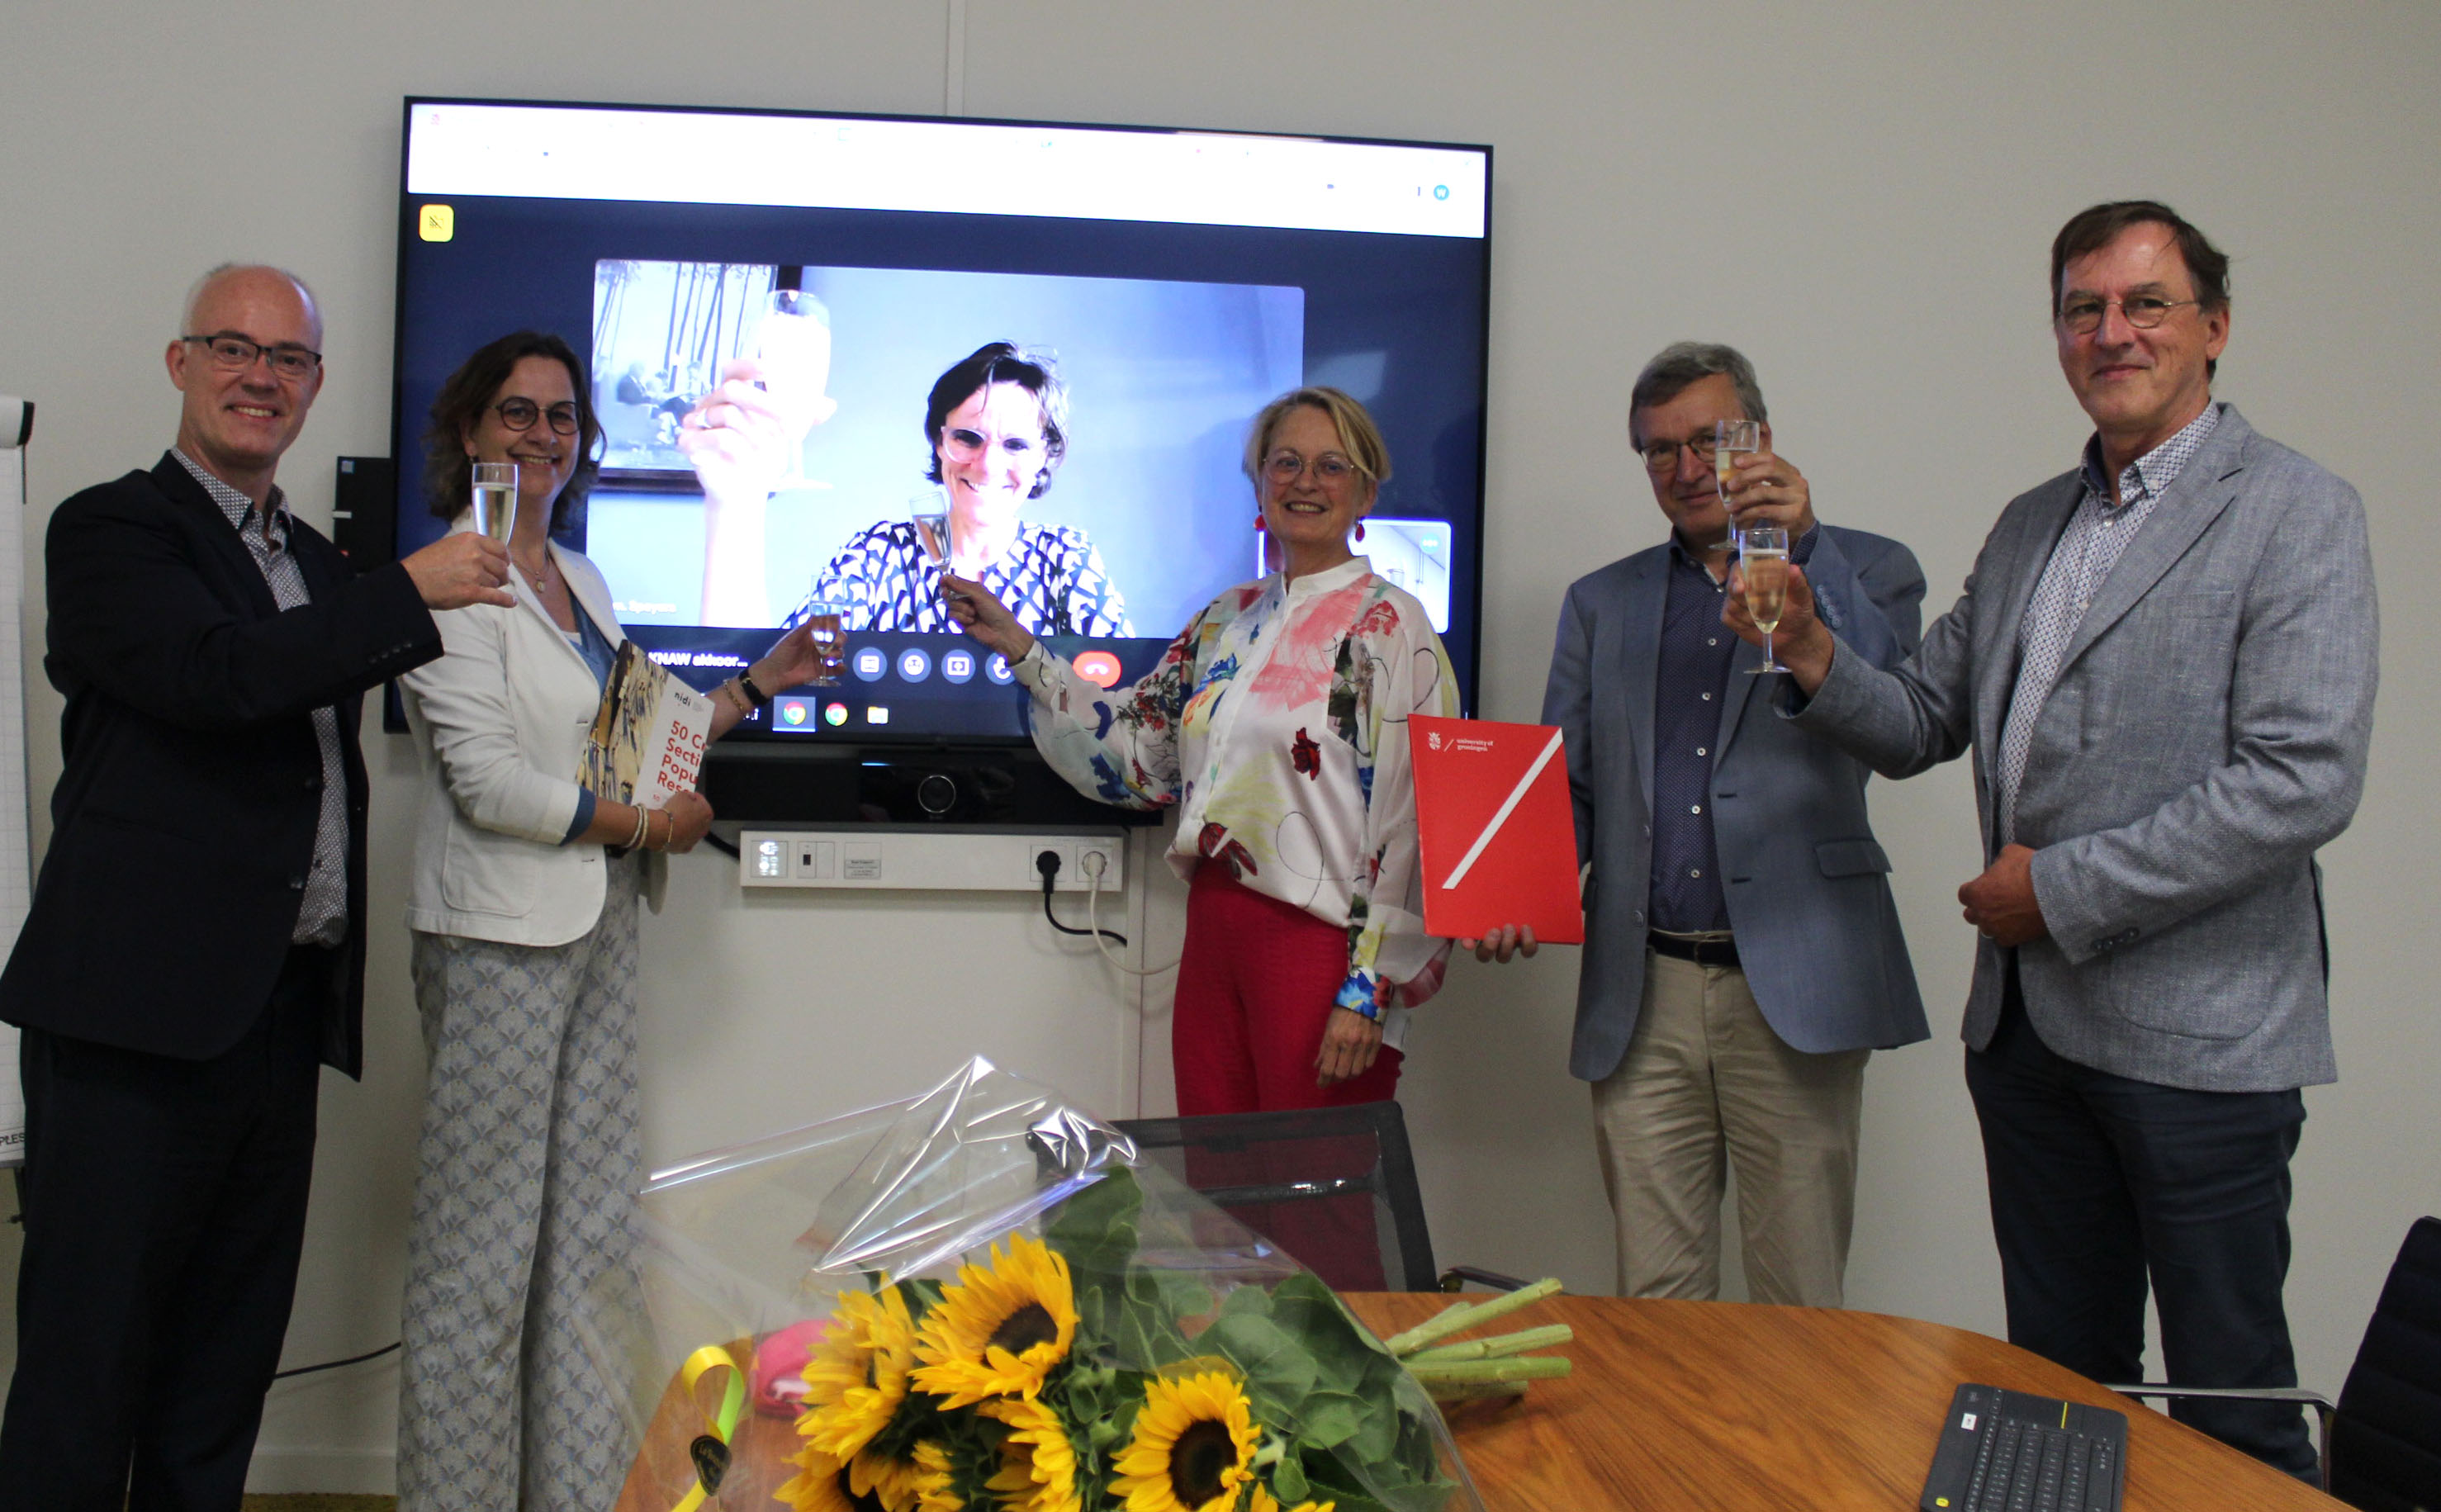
top-left (1441, 728), bottom-right (1564, 890)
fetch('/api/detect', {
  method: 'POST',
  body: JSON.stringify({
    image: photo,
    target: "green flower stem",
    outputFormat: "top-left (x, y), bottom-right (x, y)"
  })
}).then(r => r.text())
top-left (1403, 1355), bottom-right (1572, 1384)
top-left (1426, 1379), bottom-right (1530, 1405)
top-left (1383, 1278), bottom-right (1564, 1356)
top-left (1405, 1324), bottom-right (1573, 1363)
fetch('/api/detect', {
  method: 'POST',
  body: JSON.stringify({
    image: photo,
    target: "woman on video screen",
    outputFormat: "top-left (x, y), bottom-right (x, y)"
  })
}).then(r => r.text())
top-left (393, 332), bottom-right (822, 1512)
top-left (946, 387), bottom-right (1457, 1124)
top-left (682, 339), bottom-right (1132, 635)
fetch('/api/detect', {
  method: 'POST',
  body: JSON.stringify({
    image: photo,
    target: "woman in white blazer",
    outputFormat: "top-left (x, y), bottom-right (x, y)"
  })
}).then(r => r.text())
top-left (393, 332), bottom-right (821, 1512)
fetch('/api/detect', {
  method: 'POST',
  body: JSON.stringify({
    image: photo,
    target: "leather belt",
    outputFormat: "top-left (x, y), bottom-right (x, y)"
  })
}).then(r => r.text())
top-left (1647, 931), bottom-right (1740, 968)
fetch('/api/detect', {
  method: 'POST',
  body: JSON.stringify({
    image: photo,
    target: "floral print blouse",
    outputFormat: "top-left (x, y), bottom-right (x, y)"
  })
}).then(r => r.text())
top-left (1015, 557), bottom-right (1458, 1045)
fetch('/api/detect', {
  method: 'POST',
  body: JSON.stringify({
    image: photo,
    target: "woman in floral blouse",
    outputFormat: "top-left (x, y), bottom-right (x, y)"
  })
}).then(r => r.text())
top-left (946, 387), bottom-right (1457, 1114)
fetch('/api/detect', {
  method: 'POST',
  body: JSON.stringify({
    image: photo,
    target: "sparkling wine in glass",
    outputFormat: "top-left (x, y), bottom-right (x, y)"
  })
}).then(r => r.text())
top-left (1714, 418), bottom-right (1761, 526)
top-left (909, 486), bottom-right (953, 569)
top-left (470, 462), bottom-right (518, 544)
top-left (1738, 523), bottom-right (1790, 675)
top-left (802, 592), bottom-right (847, 685)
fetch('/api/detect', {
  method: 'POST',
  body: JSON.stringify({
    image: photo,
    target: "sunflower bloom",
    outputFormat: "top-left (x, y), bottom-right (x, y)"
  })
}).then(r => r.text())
top-left (1109, 1372), bottom-right (1260, 1512)
top-left (850, 1444), bottom-right (927, 1512)
top-left (909, 1235), bottom-right (1080, 1406)
top-left (778, 1441), bottom-right (889, 1512)
top-left (911, 1439), bottom-right (965, 1512)
top-left (800, 1285), bottom-right (921, 1460)
top-left (983, 1395), bottom-right (1084, 1512)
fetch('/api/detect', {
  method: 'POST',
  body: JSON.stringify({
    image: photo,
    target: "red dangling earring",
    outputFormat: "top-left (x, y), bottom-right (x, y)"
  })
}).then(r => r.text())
top-left (1254, 514), bottom-right (1267, 532)
top-left (1354, 520), bottom-right (1366, 543)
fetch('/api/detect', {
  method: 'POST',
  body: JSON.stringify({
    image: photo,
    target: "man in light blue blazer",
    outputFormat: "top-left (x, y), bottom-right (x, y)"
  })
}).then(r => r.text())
top-left (1735, 203), bottom-right (2376, 1477)
top-left (1538, 343), bottom-right (1929, 1306)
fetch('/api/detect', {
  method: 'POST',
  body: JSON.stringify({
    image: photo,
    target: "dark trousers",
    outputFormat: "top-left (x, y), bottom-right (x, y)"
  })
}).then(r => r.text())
top-left (0, 946), bottom-right (331, 1512)
top-left (1965, 975), bottom-right (2317, 1481)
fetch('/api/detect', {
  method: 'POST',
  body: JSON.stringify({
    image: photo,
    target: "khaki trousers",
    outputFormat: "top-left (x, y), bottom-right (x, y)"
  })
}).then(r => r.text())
top-left (1591, 949), bottom-right (1868, 1306)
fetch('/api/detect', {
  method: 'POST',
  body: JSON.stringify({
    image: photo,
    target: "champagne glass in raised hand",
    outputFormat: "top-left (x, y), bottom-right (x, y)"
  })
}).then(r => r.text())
top-left (1714, 418), bottom-right (1761, 524)
top-left (803, 585), bottom-right (847, 685)
top-left (751, 289), bottom-right (835, 486)
top-left (1737, 522), bottom-right (1790, 674)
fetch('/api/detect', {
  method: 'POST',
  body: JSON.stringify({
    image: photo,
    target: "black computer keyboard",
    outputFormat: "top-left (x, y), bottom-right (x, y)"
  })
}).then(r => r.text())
top-left (1919, 1383), bottom-right (2126, 1512)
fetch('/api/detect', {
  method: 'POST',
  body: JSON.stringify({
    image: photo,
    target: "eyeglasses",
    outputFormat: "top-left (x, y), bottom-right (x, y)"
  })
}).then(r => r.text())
top-left (181, 333), bottom-right (321, 382)
top-left (2057, 296), bottom-right (2199, 336)
top-left (942, 426), bottom-right (1044, 461)
top-left (491, 398), bottom-right (581, 435)
top-left (1639, 435), bottom-right (1719, 474)
top-left (1263, 450), bottom-right (1363, 486)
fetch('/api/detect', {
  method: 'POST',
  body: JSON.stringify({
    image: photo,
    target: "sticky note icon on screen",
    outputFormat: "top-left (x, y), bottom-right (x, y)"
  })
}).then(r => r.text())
top-left (419, 205), bottom-right (454, 242)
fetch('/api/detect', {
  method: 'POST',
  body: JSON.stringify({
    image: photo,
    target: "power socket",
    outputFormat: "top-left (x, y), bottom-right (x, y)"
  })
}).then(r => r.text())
top-left (1074, 840), bottom-right (1120, 888)
top-left (1025, 841), bottom-right (1074, 888)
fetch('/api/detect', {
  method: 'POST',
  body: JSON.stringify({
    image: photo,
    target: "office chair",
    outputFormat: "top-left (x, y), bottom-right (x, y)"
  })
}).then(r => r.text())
top-left (2108, 1216), bottom-right (2441, 1509)
top-left (1114, 1101), bottom-right (1520, 1294)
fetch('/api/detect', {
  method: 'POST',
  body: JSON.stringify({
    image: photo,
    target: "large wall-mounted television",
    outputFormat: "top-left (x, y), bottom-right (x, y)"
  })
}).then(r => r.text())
top-left (393, 97), bottom-right (1491, 826)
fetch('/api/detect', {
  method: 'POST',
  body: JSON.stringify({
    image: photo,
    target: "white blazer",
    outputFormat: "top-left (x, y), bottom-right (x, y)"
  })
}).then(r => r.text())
top-left (401, 520), bottom-right (633, 946)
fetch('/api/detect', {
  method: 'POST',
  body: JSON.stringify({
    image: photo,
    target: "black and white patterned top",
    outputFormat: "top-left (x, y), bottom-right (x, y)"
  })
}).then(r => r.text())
top-left (787, 519), bottom-right (1134, 636)
top-left (172, 448), bottom-right (349, 946)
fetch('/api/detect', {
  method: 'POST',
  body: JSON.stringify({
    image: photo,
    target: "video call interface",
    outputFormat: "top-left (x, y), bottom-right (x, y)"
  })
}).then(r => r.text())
top-left (394, 101), bottom-right (1491, 743)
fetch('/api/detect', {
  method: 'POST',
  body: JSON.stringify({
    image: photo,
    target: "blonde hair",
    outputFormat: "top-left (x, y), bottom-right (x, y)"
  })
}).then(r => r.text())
top-left (1241, 386), bottom-right (1392, 487)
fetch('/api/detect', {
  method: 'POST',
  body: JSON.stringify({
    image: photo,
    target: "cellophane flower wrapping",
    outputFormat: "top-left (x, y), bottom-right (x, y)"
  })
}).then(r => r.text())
top-left (583, 1056), bottom-right (1484, 1512)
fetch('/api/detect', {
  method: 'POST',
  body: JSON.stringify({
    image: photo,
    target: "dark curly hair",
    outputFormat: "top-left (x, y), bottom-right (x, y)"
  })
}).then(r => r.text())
top-left (922, 342), bottom-right (1068, 500)
top-left (424, 330), bottom-right (602, 529)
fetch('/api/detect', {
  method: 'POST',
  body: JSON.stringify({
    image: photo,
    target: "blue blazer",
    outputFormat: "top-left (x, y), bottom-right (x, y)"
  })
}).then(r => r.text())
top-left (1542, 524), bottom-right (1931, 1080)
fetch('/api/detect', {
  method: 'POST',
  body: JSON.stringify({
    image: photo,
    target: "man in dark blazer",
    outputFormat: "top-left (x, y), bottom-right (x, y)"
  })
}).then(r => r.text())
top-left (1536, 343), bottom-right (1929, 1306)
top-left (0, 264), bottom-right (511, 1511)
top-left (1736, 204), bottom-right (2377, 1476)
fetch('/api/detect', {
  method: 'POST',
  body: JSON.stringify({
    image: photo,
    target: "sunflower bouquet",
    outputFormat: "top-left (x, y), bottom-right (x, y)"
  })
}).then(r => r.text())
top-left (779, 1164), bottom-right (1460, 1512)
top-left (593, 1059), bottom-right (1479, 1512)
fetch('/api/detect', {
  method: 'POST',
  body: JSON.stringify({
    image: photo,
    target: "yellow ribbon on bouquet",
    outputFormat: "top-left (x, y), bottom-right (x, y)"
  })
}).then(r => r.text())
top-left (670, 1345), bottom-right (747, 1512)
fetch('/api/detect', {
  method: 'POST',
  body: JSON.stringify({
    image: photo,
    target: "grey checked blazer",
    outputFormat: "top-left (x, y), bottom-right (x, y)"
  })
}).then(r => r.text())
top-left (1794, 405), bottom-right (2377, 1093)
top-left (1545, 525), bottom-right (1932, 1083)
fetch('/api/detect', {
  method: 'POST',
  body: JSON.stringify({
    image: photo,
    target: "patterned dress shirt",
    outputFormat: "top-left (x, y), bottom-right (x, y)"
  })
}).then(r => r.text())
top-left (789, 519), bottom-right (1131, 636)
top-left (1994, 403), bottom-right (2223, 844)
top-left (1016, 557), bottom-right (1457, 1041)
top-left (172, 448), bottom-right (348, 945)
top-left (1648, 526), bottom-right (1821, 934)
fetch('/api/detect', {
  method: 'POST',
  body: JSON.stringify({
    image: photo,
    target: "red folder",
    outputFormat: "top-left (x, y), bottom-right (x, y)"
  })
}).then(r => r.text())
top-left (1409, 715), bottom-right (1583, 945)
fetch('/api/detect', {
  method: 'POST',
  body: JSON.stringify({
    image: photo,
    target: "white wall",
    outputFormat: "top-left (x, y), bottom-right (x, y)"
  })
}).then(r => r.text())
top-left (3, 0), bottom-right (2436, 1491)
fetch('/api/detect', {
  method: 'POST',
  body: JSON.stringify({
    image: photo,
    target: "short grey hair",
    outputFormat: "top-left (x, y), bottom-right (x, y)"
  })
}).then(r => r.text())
top-left (1628, 342), bottom-right (1767, 443)
top-left (179, 263), bottom-right (323, 343)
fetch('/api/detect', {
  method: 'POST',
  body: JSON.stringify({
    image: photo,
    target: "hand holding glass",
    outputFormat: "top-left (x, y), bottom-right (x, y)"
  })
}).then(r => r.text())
top-left (1737, 523), bottom-right (1790, 675)
top-left (469, 462), bottom-right (518, 544)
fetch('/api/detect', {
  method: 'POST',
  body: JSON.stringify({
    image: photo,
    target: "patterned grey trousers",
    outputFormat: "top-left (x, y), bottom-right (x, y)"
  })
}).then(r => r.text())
top-left (396, 856), bottom-right (642, 1512)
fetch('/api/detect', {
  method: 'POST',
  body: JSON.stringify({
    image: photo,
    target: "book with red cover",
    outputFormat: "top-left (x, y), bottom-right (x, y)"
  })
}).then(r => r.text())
top-left (1409, 715), bottom-right (1583, 944)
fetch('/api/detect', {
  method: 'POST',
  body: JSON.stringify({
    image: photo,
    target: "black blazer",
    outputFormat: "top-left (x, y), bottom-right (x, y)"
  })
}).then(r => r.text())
top-left (0, 453), bottom-right (441, 1076)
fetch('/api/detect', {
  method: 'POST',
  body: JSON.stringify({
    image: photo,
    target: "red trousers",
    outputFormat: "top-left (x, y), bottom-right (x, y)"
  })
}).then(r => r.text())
top-left (1171, 864), bottom-right (1402, 1116)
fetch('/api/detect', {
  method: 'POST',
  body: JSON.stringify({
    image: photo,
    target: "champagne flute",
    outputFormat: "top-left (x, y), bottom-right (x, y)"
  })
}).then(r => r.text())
top-left (1714, 418), bottom-right (1761, 528)
top-left (752, 289), bottom-right (832, 486)
top-left (909, 486), bottom-right (953, 569)
top-left (470, 462), bottom-right (518, 544)
top-left (1737, 522), bottom-right (1790, 675)
top-left (802, 590), bottom-right (847, 685)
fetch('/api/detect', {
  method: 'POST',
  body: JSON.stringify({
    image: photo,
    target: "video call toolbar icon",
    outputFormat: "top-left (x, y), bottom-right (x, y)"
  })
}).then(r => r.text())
top-left (1074, 650), bottom-right (1123, 688)
top-left (852, 647), bottom-right (888, 683)
top-left (941, 649), bottom-right (977, 685)
top-left (897, 648), bottom-right (932, 682)
top-left (985, 653), bottom-right (1014, 685)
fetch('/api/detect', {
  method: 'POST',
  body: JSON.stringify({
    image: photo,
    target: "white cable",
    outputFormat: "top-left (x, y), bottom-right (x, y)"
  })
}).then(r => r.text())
top-left (1084, 850), bottom-right (1178, 977)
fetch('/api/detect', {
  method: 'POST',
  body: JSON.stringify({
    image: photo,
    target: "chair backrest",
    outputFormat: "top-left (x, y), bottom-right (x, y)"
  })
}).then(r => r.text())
top-left (1113, 1101), bottom-right (1438, 1292)
top-left (2332, 1216), bottom-right (2441, 1511)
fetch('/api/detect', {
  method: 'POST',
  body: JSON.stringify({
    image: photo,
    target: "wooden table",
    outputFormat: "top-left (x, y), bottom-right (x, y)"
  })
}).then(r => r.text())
top-left (614, 1295), bottom-right (2334, 1510)
top-left (1342, 1293), bottom-right (2334, 1511)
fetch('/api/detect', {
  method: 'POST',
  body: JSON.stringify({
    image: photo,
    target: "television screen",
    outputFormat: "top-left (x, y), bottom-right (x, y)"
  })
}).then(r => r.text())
top-left (393, 98), bottom-right (1489, 765)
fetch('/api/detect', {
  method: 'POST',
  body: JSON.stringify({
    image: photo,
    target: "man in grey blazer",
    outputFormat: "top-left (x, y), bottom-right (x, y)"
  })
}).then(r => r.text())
top-left (1732, 202), bottom-right (2376, 1476)
top-left (1534, 343), bottom-right (1930, 1306)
